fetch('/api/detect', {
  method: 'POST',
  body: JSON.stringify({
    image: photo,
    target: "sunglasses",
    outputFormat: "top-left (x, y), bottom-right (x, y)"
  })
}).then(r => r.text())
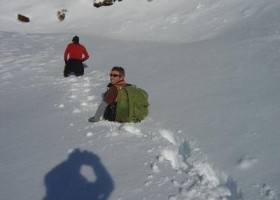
top-left (110, 74), bottom-right (122, 77)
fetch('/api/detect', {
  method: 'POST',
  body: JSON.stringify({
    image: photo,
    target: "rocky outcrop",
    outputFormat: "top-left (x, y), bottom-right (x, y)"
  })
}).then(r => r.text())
top-left (57, 9), bottom-right (67, 21)
top-left (93, 0), bottom-right (122, 8)
top-left (18, 14), bottom-right (30, 23)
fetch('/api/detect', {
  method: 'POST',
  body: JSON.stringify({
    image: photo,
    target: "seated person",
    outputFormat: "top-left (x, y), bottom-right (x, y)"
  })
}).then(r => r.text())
top-left (88, 66), bottom-right (126, 122)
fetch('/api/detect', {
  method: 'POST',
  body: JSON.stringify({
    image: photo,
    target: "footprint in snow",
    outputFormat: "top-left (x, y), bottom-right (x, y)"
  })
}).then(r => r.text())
top-left (73, 108), bottom-right (81, 113)
top-left (86, 96), bottom-right (96, 101)
top-left (237, 157), bottom-right (258, 170)
top-left (257, 183), bottom-right (276, 199)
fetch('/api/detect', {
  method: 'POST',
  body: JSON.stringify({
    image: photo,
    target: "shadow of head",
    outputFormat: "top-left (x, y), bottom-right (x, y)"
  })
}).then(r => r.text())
top-left (43, 149), bottom-right (114, 200)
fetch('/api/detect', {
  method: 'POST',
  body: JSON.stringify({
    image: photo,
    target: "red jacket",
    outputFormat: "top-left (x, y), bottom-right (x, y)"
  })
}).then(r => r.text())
top-left (64, 43), bottom-right (89, 61)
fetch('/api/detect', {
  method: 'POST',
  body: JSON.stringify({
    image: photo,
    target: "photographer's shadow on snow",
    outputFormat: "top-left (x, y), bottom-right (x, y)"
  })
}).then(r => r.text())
top-left (43, 149), bottom-right (114, 200)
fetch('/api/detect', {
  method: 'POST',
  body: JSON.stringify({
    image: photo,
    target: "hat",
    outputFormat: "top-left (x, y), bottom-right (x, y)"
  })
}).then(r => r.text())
top-left (72, 36), bottom-right (79, 43)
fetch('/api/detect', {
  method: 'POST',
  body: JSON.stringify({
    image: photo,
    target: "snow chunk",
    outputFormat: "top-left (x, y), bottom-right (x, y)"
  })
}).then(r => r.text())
top-left (237, 157), bottom-right (258, 170)
top-left (161, 149), bottom-right (179, 170)
top-left (194, 162), bottom-right (220, 187)
top-left (159, 129), bottom-right (177, 145)
top-left (122, 124), bottom-right (143, 136)
top-left (86, 132), bottom-right (93, 137)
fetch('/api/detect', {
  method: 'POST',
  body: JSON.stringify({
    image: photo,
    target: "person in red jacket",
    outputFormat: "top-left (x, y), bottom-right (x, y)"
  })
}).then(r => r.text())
top-left (64, 36), bottom-right (89, 77)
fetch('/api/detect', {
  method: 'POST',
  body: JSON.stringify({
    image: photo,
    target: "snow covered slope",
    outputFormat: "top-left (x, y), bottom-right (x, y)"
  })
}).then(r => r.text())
top-left (0, 0), bottom-right (280, 200)
top-left (1, 0), bottom-right (279, 42)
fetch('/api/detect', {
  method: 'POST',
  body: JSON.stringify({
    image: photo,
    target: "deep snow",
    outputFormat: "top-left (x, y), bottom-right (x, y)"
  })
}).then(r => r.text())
top-left (0, 0), bottom-right (280, 200)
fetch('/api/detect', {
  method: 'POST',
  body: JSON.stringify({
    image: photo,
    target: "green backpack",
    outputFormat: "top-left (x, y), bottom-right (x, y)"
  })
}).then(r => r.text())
top-left (115, 85), bottom-right (149, 123)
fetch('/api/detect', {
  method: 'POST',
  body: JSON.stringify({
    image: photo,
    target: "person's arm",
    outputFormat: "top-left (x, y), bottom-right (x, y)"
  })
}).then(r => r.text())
top-left (64, 44), bottom-right (70, 61)
top-left (82, 46), bottom-right (89, 62)
top-left (88, 87), bottom-right (118, 122)
top-left (88, 101), bottom-right (108, 122)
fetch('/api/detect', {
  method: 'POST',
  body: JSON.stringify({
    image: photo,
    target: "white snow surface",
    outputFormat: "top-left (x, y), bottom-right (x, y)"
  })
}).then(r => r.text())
top-left (1, 0), bottom-right (280, 200)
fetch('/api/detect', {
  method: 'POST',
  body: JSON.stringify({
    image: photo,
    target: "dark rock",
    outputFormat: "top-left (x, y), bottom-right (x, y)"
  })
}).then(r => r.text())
top-left (93, 0), bottom-right (118, 8)
top-left (18, 14), bottom-right (30, 23)
top-left (57, 9), bottom-right (67, 21)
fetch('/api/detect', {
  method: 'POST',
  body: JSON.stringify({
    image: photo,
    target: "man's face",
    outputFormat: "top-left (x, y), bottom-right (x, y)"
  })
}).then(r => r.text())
top-left (110, 70), bottom-right (123, 85)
